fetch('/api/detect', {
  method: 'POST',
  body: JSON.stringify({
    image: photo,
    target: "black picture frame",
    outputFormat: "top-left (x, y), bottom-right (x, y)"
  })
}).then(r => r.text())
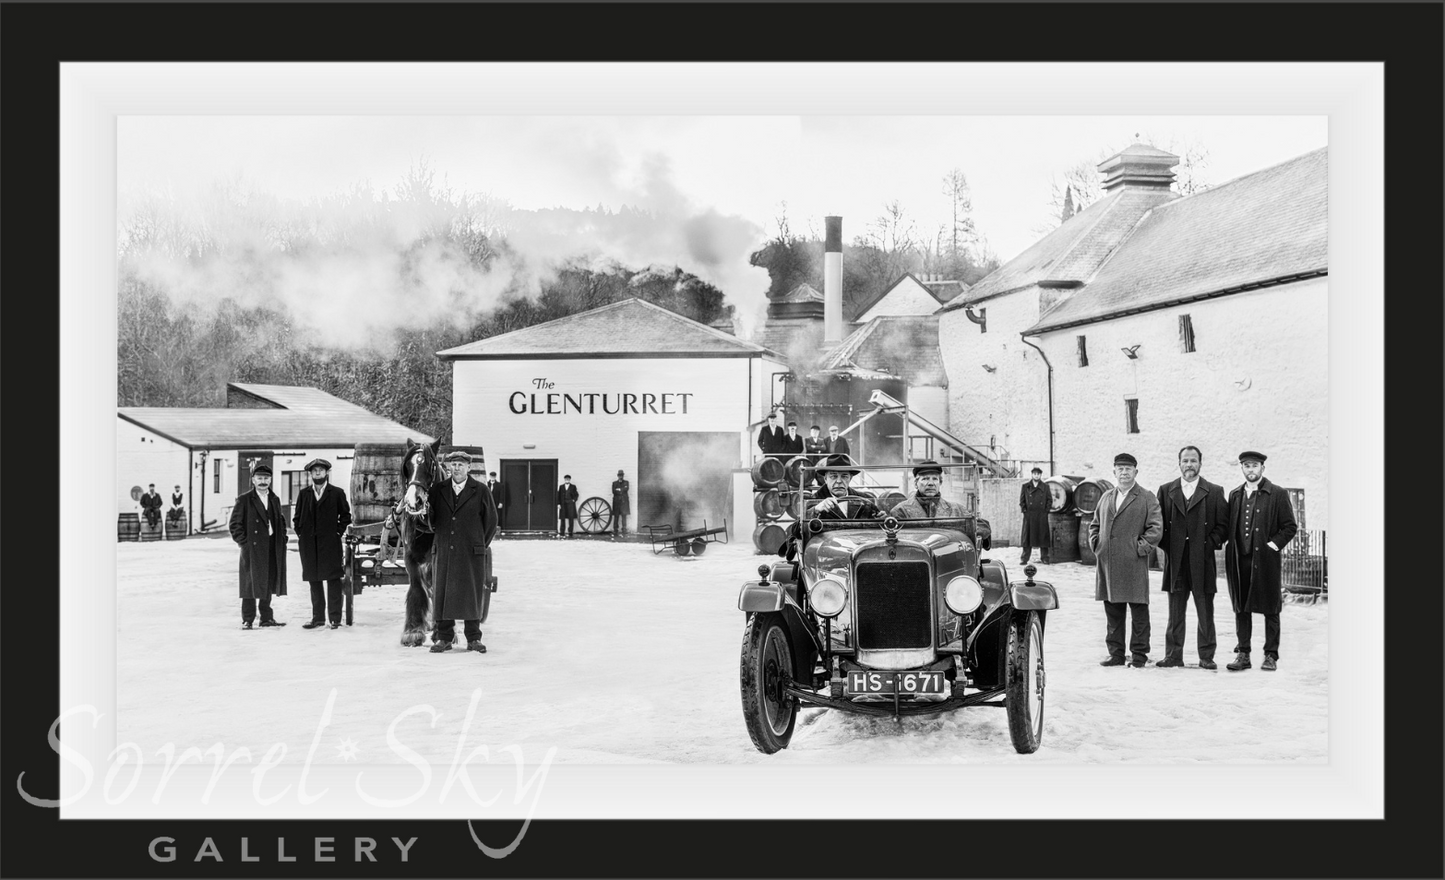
top-left (4, 3), bottom-right (1440, 878)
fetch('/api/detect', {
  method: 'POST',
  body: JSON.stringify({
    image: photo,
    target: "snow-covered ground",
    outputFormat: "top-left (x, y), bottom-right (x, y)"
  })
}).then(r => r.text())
top-left (117, 535), bottom-right (1327, 765)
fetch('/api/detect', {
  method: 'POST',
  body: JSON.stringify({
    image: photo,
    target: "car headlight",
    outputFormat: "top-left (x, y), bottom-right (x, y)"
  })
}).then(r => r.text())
top-left (944, 575), bottom-right (984, 614)
top-left (809, 577), bottom-right (848, 618)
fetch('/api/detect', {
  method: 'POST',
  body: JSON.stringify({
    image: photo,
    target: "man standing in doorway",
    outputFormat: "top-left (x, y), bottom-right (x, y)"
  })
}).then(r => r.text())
top-left (228, 463), bottom-right (288, 630)
top-left (487, 471), bottom-right (509, 526)
top-left (428, 450), bottom-right (498, 654)
top-left (1155, 446), bottom-right (1228, 669)
top-left (556, 474), bottom-right (579, 538)
top-left (292, 458), bottom-right (352, 630)
top-left (1224, 451), bottom-right (1298, 672)
top-left (611, 469), bottom-right (631, 537)
top-left (1088, 453), bottom-right (1163, 668)
top-left (1018, 467), bottom-right (1051, 564)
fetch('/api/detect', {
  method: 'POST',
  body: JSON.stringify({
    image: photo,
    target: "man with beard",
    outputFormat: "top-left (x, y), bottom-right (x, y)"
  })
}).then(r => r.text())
top-left (893, 460), bottom-right (970, 519)
top-left (292, 458), bottom-right (353, 630)
top-left (1018, 467), bottom-right (1051, 565)
top-left (1224, 451), bottom-right (1298, 672)
top-left (140, 483), bottom-right (163, 530)
top-left (1154, 446), bottom-right (1229, 669)
top-left (1088, 453), bottom-right (1163, 668)
top-left (228, 464), bottom-right (288, 630)
top-left (428, 450), bottom-right (499, 654)
top-left (556, 474), bottom-right (579, 538)
top-left (778, 454), bottom-right (883, 561)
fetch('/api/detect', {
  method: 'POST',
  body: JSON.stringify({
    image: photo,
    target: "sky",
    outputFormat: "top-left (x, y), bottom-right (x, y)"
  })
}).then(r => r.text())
top-left (118, 115), bottom-right (1327, 340)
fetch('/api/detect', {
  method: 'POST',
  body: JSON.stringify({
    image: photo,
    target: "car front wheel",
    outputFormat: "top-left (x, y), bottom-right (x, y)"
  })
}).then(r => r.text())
top-left (1005, 610), bottom-right (1045, 754)
top-left (740, 612), bottom-right (798, 754)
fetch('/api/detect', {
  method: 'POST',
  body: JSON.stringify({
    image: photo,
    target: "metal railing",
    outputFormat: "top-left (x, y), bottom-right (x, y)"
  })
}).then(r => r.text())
top-left (1281, 529), bottom-right (1328, 597)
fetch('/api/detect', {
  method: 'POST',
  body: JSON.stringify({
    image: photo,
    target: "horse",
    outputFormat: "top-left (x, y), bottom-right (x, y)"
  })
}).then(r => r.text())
top-left (393, 438), bottom-right (441, 647)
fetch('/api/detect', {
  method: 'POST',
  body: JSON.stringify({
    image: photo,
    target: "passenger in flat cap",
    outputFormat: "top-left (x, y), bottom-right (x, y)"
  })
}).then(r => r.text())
top-left (610, 470), bottom-right (631, 538)
top-left (427, 445), bottom-right (499, 654)
top-left (1154, 446), bottom-right (1229, 669)
top-left (293, 457), bottom-right (352, 629)
top-left (556, 474), bottom-right (579, 537)
top-left (1223, 451), bottom-right (1297, 672)
top-left (1019, 466), bottom-right (1050, 565)
top-left (894, 460), bottom-right (970, 520)
top-left (1087, 453), bottom-right (1163, 667)
top-left (229, 461), bottom-right (288, 629)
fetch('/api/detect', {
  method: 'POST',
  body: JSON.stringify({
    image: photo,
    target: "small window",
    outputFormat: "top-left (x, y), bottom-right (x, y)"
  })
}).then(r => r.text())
top-left (213, 458), bottom-right (222, 494)
top-left (1124, 397), bottom-right (1140, 434)
top-left (1179, 314), bottom-right (1196, 353)
top-left (1076, 335), bottom-right (1089, 367)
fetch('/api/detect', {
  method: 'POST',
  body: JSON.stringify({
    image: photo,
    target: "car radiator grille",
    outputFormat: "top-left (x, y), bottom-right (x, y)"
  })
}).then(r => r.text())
top-left (855, 561), bottom-right (932, 649)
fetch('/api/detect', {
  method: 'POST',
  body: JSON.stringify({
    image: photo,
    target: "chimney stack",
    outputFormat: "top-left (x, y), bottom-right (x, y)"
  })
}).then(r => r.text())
top-left (1097, 143), bottom-right (1179, 195)
top-left (824, 216), bottom-right (843, 344)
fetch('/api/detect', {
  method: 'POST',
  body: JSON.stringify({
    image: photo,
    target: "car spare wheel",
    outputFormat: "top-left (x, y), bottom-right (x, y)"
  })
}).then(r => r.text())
top-left (740, 612), bottom-right (798, 754)
top-left (1005, 609), bottom-right (1045, 754)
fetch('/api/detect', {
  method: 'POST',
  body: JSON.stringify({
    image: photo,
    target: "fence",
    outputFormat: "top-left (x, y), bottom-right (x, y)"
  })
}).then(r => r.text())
top-left (1281, 529), bottom-right (1328, 598)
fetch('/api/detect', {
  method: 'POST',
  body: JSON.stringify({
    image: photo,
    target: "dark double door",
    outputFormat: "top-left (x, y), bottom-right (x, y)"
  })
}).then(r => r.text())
top-left (499, 459), bottom-right (557, 532)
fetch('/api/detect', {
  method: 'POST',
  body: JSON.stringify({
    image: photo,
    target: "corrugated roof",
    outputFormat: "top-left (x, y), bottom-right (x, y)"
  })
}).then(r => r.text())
top-left (119, 408), bottom-right (434, 449)
top-left (821, 316), bottom-right (946, 386)
top-left (1027, 147), bottom-right (1327, 333)
top-left (437, 298), bottom-right (779, 359)
top-left (942, 187), bottom-right (1178, 310)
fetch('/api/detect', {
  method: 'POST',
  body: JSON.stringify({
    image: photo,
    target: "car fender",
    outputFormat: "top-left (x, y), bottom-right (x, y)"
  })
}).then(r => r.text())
top-left (738, 580), bottom-right (785, 613)
top-left (1011, 580), bottom-right (1059, 611)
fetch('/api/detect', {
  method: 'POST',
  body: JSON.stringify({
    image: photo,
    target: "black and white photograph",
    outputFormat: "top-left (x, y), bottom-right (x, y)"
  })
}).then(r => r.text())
top-left (13, 4), bottom-right (1440, 873)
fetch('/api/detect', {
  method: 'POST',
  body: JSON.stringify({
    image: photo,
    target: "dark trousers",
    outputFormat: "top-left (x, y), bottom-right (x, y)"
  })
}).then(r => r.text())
top-left (1020, 541), bottom-right (1051, 564)
top-left (1164, 586), bottom-right (1217, 662)
top-left (434, 618), bottom-right (482, 643)
top-left (309, 579), bottom-right (343, 624)
top-left (1103, 600), bottom-right (1150, 661)
top-left (558, 514), bottom-right (574, 536)
top-left (612, 513), bottom-right (628, 535)
top-left (241, 594), bottom-right (274, 624)
top-left (1234, 612), bottom-right (1280, 659)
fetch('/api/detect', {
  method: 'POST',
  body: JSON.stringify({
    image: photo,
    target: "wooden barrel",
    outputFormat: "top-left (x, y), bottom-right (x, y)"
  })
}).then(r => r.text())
top-left (1074, 478), bottom-right (1114, 516)
top-left (118, 512), bottom-right (140, 542)
top-left (753, 522), bottom-right (788, 555)
top-left (782, 456), bottom-right (811, 488)
top-left (164, 513), bottom-right (188, 540)
top-left (1047, 511), bottom-right (1080, 562)
top-left (1077, 522), bottom-right (1096, 565)
top-left (351, 442), bottom-right (408, 522)
top-left (138, 519), bottom-right (163, 542)
top-left (753, 488), bottom-right (784, 520)
top-left (1045, 475), bottom-right (1078, 513)
top-left (877, 490), bottom-right (906, 513)
top-left (750, 457), bottom-right (784, 488)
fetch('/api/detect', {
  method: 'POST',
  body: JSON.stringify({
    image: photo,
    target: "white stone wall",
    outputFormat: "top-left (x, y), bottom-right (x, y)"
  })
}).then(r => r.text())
top-left (116, 418), bottom-right (189, 518)
top-left (857, 278), bottom-right (940, 321)
top-left (1038, 278), bottom-right (1329, 529)
top-left (938, 289), bottom-right (1052, 462)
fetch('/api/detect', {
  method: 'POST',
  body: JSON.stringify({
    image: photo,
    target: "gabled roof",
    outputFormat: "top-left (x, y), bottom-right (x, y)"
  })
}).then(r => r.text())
top-left (852, 273), bottom-right (955, 322)
top-left (437, 298), bottom-right (781, 360)
top-left (228, 383), bottom-right (381, 416)
top-left (941, 187), bottom-right (1179, 311)
top-left (820, 316), bottom-right (946, 386)
top-left (1027, 147), bottom-right (1327, 333)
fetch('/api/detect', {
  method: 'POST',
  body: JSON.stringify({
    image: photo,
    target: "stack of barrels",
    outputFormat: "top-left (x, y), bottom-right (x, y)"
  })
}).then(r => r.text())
top-left (1072, 477), bottom-right (1115, 565)
top-left (1043, 476), bottom-right (1081, 563)
top-left (751, 455), bottom-right (811, 555)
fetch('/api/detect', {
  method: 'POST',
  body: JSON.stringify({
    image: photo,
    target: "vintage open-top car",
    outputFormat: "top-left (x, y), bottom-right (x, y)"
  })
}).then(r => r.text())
top-left (737, 470), bottom-right (1058, 755)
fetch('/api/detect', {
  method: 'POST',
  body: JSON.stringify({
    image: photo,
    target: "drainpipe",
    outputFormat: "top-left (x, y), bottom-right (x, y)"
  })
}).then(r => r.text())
top-left (1019, 335), bottom-right (1055, 475)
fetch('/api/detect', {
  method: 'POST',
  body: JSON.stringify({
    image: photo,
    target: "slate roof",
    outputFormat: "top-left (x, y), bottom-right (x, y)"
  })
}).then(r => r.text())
top-left (851, 273), bottom-right (956, 321)
top-left (820, 316), bottom-right (946, 386)
top-left (120, 385), bottom-right (433, 449)
top-left (941, 187), bottom-right (1179, 311)
top-left (437, 298), bottom-right (781, 360)
top-left (1027, 147), bottom-right (1327, 333)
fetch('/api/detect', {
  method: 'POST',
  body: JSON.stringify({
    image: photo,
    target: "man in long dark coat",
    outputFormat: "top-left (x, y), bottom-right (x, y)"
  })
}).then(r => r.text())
top-left (1155, 446), bottom-right (1228, 669)
top-left (556, 475), bottom-right (579, 537)
top-left (823, 425), bottom-right (851, 458)
top-left (1088, 453), bottom-right (1163, 667)
top-left (804, 426), bottom-right (828, 486)
top-left (610, 469), bottom-right (631, 537)
top-left (228, 463), bottom-right (288, 629)
top-left (486, 471), bottom-right (510, 524)
top-left (140, 483), bottom-right (163, 529)
top-left (1224, 451), bottom-right (1298, 672)
top-left (1018, 467), bottom-right (1051, 564)
top-left (778, 454), bottom-right (884, 561)
top-left (292, 458), bottom-right (353, 629)
top-left (428, 450), bottom-right (499, 654)
top-left (757, 412), bottom-right (784, 459)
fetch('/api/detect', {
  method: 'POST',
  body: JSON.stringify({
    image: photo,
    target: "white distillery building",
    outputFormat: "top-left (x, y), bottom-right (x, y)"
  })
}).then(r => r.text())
top-left (117, 383), bottom-right (433, 535)
top-left (938, 144), bottom-right (1329, 532)
top-left (438, 299), bottom-right (788, 535)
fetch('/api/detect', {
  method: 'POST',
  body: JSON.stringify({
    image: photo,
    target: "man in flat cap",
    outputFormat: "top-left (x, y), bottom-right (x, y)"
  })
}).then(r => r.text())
top-left (292, 458), bottom-right (352, 629)
top-left (824, 425), bottom-right (850, 458)
top-left (1224, 451), bottom-right (1298, 672)
top-left (1087, 453), bottom-right (1163, 667)
top-left (1154, 446), bottom-right (1229, 669)
top-left (486, 471), bottom-right (510, 527)
top-left (757, 412), bottom-right (784, 461)
top-left (894, 460), bottom-right (970, 519)
top-left (228, 463), bottom-right (288, 630)
top-left (556, 474), bottom-right (579, 538)
top-left (428, 450), bottom-right (499, 654)
top-left (1019, 466), bottom-right (1051, 565)
top-left (610, 469), bottom-right (631, 538)
top-left (780, 420), bottom-right (805, 459)
top-left (140, 483), bottom-right (163, 532)
top-left (804, 426), bottom-right (828, 485)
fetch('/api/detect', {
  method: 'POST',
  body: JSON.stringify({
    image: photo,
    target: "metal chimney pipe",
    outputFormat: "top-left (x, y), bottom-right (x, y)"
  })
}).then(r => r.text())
top-left (824, 216), bottom-right (843, 344)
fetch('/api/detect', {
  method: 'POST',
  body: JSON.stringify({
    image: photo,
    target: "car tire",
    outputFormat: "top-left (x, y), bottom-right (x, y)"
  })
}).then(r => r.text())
top-left (1005, 610), bottom-right (1045, 754)
top-left (740, 611), bottom-right (798, 754)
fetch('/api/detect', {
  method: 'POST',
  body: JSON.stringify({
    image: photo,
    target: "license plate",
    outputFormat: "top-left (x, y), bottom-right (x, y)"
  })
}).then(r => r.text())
top-left (845, 670), bottom-right (946, 696)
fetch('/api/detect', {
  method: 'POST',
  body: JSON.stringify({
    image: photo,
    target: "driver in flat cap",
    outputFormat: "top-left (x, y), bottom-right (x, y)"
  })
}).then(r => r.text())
top-left (893, 460), bottom-right (970, 519)
top-left (1087, 453), bottom-right (1163, 668)
top-left (292, 458), bottom-right (352, 629)
top-left (229, 462), bottom-right (288, 629)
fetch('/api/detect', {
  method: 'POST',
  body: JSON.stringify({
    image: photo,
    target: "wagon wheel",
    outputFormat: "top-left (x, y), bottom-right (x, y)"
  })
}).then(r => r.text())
top-left (577, 497), bottom-right (613, 534)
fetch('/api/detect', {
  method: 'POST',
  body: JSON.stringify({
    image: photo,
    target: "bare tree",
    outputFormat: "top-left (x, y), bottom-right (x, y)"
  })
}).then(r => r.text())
top-left (1036, 135), bottom-right (1213, 235)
